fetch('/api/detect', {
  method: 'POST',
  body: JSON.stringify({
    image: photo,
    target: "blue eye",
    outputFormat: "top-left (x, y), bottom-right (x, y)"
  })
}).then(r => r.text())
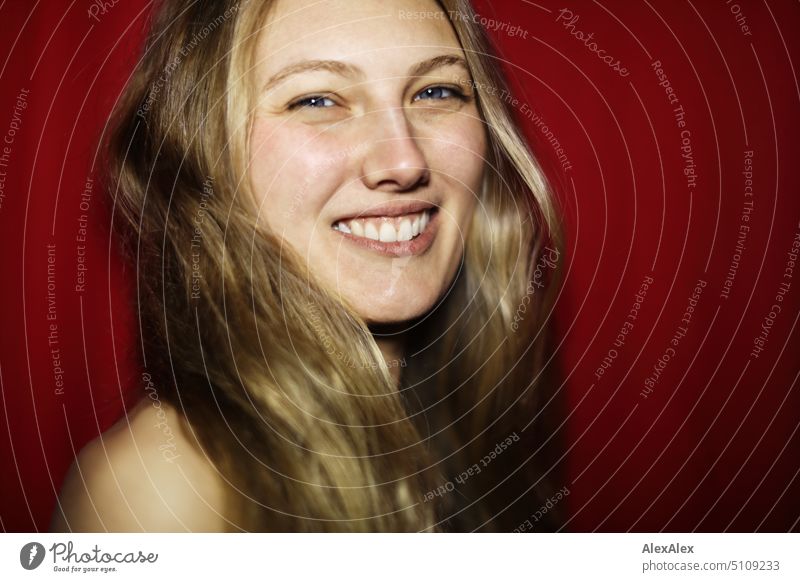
top-left (290, 95), bottom-right (335, 109)
top-left (415, 86), bottom-right (463, 101)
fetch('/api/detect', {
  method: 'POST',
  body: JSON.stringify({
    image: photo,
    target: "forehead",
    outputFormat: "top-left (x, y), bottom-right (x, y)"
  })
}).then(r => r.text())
top-left (256, 0), bottom-right (463, 73)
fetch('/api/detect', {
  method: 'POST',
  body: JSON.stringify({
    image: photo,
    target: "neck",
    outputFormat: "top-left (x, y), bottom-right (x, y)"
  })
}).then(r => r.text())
top-left (370, 323), bottom-right (408, 386)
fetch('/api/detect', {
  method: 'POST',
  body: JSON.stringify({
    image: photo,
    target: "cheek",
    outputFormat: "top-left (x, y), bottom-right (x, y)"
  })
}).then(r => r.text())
top-left (425, 113), bottom-right (486, 227)
top-left (248, 120), bottom-right (347, 240)
top-left (425, 110), bottom-right (485, 180)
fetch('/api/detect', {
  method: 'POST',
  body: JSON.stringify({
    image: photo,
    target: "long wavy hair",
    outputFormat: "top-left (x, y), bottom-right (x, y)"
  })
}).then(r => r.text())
top-left (106, 0), bottom-right (565, 532)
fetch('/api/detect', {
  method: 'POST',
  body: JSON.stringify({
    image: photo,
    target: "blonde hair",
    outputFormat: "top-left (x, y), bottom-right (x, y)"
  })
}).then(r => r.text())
top-left (106, 0), bottom-right (564, 532)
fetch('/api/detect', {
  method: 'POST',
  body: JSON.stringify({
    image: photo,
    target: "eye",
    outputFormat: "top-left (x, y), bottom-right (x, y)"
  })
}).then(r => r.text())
top-left (414, 85), bottom-right (465, 102)
top-left (288, 95), bottom-right (336, 110)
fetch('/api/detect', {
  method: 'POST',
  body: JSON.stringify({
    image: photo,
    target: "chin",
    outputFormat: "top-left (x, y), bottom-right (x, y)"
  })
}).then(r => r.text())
top-left (352, 287), bottom-right (442, 326)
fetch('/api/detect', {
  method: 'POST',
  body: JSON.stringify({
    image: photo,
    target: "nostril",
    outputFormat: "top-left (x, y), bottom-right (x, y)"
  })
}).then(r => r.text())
top-left (373, 168), bottom-right (429, 193)
top-left (360, 133), bottom-right (430, 192)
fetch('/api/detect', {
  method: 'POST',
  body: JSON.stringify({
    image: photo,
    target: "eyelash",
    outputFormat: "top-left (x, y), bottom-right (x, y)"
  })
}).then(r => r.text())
top-left (288, 95), bottom-right (336, 109)
top-left (413, 85), bottom-right (468, 102)
top-left (287, 85), bottom-right (469, 110)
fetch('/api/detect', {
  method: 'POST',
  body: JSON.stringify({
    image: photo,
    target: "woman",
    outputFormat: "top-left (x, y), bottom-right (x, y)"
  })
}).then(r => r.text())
top-left (51, 0), bottom-right (564, 532)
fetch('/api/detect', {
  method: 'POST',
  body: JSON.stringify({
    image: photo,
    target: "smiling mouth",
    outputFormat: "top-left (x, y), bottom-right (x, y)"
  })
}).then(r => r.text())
top-left (332, 208), bottom-right (434, 242)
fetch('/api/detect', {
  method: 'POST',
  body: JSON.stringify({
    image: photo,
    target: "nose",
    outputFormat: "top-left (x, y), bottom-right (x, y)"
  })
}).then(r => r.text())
top-left (359, 107), bottom-right (430, 192)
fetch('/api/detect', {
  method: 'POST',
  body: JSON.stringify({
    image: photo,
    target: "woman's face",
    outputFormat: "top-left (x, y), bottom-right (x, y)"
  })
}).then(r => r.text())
top-left (249, 0), bottom-right (486, 324)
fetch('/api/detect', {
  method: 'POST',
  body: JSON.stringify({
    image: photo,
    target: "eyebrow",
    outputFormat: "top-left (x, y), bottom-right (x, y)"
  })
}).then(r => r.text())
top-left (408, 54), bottom-right (469, 79)
top-left (261, 54), bottom-right (470, 93)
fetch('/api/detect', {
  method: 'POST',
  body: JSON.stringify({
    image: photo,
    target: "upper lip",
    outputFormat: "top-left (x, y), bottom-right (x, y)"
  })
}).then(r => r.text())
top-left (331, 200), bottom-right (437, 223)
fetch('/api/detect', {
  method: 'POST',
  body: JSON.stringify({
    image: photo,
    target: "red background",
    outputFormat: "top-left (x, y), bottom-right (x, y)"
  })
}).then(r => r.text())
top-left (1, 0), bottom-right (798, 532)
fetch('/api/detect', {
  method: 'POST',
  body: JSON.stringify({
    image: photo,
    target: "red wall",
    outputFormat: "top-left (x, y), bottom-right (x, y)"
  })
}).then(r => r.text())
top-left (1, 0), bottom-right (798, 532)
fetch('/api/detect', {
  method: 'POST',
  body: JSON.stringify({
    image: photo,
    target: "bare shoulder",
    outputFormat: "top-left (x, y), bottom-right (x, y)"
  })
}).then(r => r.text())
top-left (50, 397), bottom-right (232, 532)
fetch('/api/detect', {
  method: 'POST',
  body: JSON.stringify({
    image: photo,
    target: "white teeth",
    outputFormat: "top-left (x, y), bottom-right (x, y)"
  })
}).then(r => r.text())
top-left (333, 208), bottom-right (433, 243)
top-left (411, 217), bottom-right (420, 236)
top-left (379, 222), bottom-right (397, 243)
top-left (398, 219), bottom-right (413, 241)
top-left (364, 222), bottom-right (380, 240)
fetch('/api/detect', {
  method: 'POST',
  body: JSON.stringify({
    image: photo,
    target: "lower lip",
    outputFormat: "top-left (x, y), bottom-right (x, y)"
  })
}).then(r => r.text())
top-left (332, 210), bottom-right (439, 257)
